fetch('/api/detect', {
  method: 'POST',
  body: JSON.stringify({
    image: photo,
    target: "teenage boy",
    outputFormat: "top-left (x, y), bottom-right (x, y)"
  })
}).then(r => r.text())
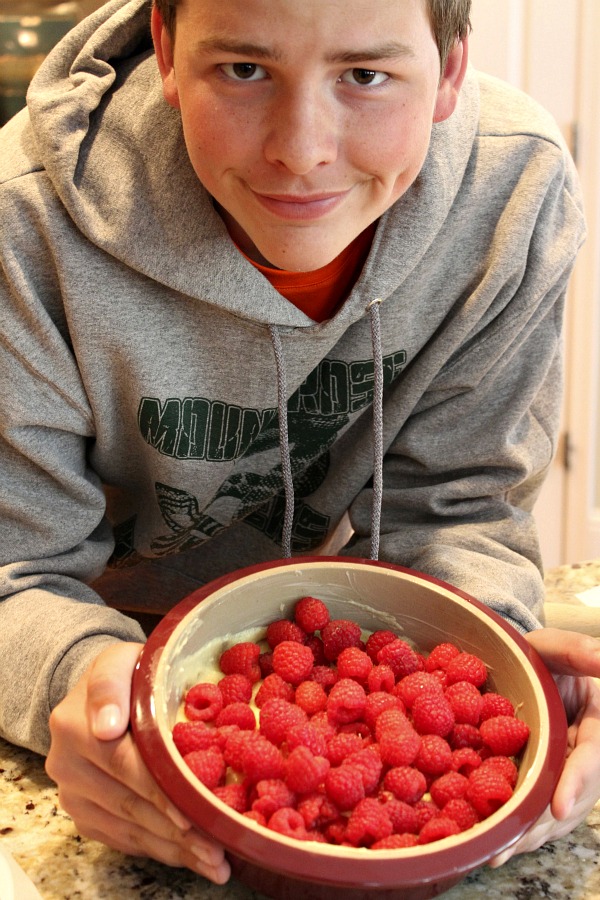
top-left (1, 0), bottom-right (598, 885)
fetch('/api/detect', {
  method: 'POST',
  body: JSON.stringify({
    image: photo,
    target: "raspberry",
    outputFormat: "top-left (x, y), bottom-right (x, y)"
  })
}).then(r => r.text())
top-left (429, 771), bottom-right (469, 807)
top-left (268, 807), bottom-right (308, 840)
top-left (309, 665), bottom-right (339, 690)
top-left (223, 729), bottom-right (262, 772)
top-left (294, 596), bottom-right (330, 633)
top-left (327, 678), bottom-right (367, 724)
top-left (251, 779), bottom-right (296, 819)
top-left (479, 715), bottom-right (530, 756)
top-left (215, 701), bottom-right (256, 730)
top-left (451, 747), bottom-right (482, 776)
top-left (297, 792), bottom-right (340, 830)
top-left (345, 797), bottom-right (393, 847)
top-left (365, 630), bottom-right (398, 663)
top-left (266, 619), bottom-right (307, 649)
top-left (326, 731), bottom-right (366, 766)
top-left (444, 681), bottom-right (484, 725)
top-left (244, 809), bottom-right (267, 827)
top-left (363, 691), bottom-right (405, 731)
top-left (184, 682), bottom-right (224, 722)
top-left (377, 638), bottom-right (422, 679)
top-left (337, 646), bottom-right (373, 683)
top-left (304, 635), bottom-right (327, 665)
top-left (325, 764), bottom-right (366, 811)
top-left (379, 796), bottom-right (419, 833)
top-left (367, 664), bottom-right (396, 693)
top-left (414, 734), bottom-right (453, 776)
top-left (479, 755), bottom-right (519, 787)
top-left (411, 692), bottom-right (455, 737)
top-left (379, 723), bottom-right (421, 767)
top-left (445, 652), bottom-right (487, 688)
top-left (172, 721), bottom-right (219, 755)
top-left (413, 799), bottom-right (440, 829)
top-left (345, 746), bottom-right (383, 794)
top-left (374, 707), bottom-right (410, 740)
top-left (259, 698), bottom-right (307, 746)
top-left (286, 722), bottom-right (328, 756)
top-left (255, 672), bottom-right (295, 708)
top-left (418, 815), bottom-right (461, 844)
top-left (184, 746), bottom-right (226, 789)
top-left (213, 782), bottom-right (248, 813)
top-left (466, 768), bottom-right (513, 818)
top-left (219, 641), bottom-right (262, 682)
top-left (443, 797), bottom-right (480, 831)
top-left (285, 746), bottom-right (330, 794)
top-left (395, 671), bottom-right (443, 708)
top-left (259, 651), bottom-right (274, 678)
top-left (271, 640), bottom-right (314, 685)
top-left (448, 723), bottom-right (483, 750)
top-left (218, 673), bottom-right (254, 706)
top-left (424, 642), bottom-right (460, 672)
top-left (241, 734), bottom-right (285, 783)
top-left (383, 766), bottom-right (427, 804)
top-left (321, 619), bottom-right (363, 661)
top-left (480, 692), bottom-right (515, 721)
top-left (294, 680), bottom-right (328, 715)
top-left (372, 833), bottom-right (419, 849)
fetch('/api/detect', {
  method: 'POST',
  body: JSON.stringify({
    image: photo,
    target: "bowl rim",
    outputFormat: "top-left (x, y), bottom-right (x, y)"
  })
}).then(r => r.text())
top-left (131, 555), bottom-right (567, 890)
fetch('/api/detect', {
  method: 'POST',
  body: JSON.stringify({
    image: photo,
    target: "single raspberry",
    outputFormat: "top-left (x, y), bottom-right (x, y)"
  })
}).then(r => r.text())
top-left (241, 734), bottom-right (285, 783)
top-left (383, 766), bottom-right (427, 804)
top-left (309, 711), bottom-right (337, 742)
top-left (379, 795), bottom-right (419, 833)
top-left (266, 618), bottom-right (307, 649)
top-left (365, 630), bottom-right (398, 663)
top-left (172, 721), bottom-right (219, 755)
top-left (429, 771), bottom-right (469, 807)
top-left (268, 807), bottom-right (308, 840)
top-left (363, 691), bottom-right (405, 731)
top-left (324, 818), bottom-right (349, 845)
top-left (345, 746), bottom-right (383, 794)
top-left (309, 665), bottom-right (339, 690)
top-left (294, 680), bottom-right (328, 715)
top-left (374, 707), bottom-right (410, 741)
top-left (444, 681), bottom-right (484, 725)
top-left (219, 641), bottom-right (262, 682)
top-left (326, 731), bottom-right (366, 766)
top-left (451, 747), bottom-right (482, 776)
top-left (446, 652), bottom-right (487, 688)
top-left (367, 664), bottom-right (396, 693)
top-left (344, 797), bottom-right (393, 847)
top-left (286, 722), bottom-right (328, 756)
top-left (337, 646), bottom-right (373, 683)
top-left (244, 809), bottom-right (267, 827)
top-left (184, 745), bottom-right (226, 789)
top-left (372, 833), bottom-right (419, 849)
top-left (297, 792), bottom-right (340, 830)
top-left (478, 755), bottom-right (519, 787)
top-left (395, 671), bottom-right (444, 708)
top-left (255, 672), bottom-right (295, 708)
top-left (480, 692), bottom-right (515, 721)
top-left (222, 729), bottom-right (262, 772)
top-left (379, 723), bottom-right (421, 768)
top-left (442, 797), bottom-right (480, 831)
top-left (424, 642), bottom-right (461, 672)
top-left (184, 682), bottom-right (224, 722)
top-left (294, 596), bottom-right (330, 633)
top-left (259, 651), bottom-right (274, 678)
top-left (326, 678), bottom-right (367, 724)
top-left (321, 619), bottom-right (363, 661)
top-left (213, 782), bottom-right (248, 813)
top-left (285, 746), bottom-right (330, 794)
top-left (215, 701), bottom-right (256, 731)
top-left (324, 764), bottom-right (366, 811)
top-left (466, 768), bottom-right (513, 818)
top-left (411, 692), bottom-right (455, 737)
top-left (338, 720), bottom-right (372, 739)
top-left (414, 734), bottom-right (453, 776)
top-left (479, 715), bottom-right (530, 756)
top-left (217, 673), bottom-right (254, 706)
top-left (272, 640), bottom-right (314, 685)
top-left (418, 814), bottom-right (461, 844)
top-left (448, 723), bottom-right (483, 750)
top-left (251, 778), bottom-right (296, 819)
top-left (304, 635), bottom-right (327, 666)
top-left (413, 799), bottom-right (440, 829)
top-left (259, 697), bottom-right (307, 746)
top-left (377, 638), bottom-right (422, 679)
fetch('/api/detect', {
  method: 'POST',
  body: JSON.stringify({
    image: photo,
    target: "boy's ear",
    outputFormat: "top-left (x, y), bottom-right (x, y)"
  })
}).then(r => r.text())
top-left (151, 6), bottom-right (181, 109)
top-left (433, 34), bottom-right (469, 123)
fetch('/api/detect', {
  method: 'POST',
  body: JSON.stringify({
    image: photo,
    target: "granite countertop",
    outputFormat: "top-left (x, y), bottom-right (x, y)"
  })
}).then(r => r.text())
top-left (2, 560), bottom-right (600, 900)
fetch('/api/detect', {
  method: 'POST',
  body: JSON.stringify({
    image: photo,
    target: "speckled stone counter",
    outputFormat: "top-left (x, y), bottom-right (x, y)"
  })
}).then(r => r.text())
top-left (2, 560), bottom-right (600, 900)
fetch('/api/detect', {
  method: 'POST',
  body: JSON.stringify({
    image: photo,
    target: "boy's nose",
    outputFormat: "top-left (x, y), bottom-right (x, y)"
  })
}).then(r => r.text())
top-left (263, 86), bottom-right (338, 174)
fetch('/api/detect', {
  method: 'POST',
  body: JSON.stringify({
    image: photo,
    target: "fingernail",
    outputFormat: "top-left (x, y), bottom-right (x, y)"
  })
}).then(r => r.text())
top-left (93, 703), bottom-right (122, 736)
top-left (166, 803), bottom-right (192, 831)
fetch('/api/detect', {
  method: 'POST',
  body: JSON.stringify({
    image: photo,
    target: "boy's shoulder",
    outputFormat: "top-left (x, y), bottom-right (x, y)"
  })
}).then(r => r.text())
top-left (0, 108), bottom-right (43, 187)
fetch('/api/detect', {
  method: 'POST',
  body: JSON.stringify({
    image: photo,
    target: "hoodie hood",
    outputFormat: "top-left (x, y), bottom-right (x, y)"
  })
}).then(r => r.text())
top-left (22, 0), bottom-right (480, 326)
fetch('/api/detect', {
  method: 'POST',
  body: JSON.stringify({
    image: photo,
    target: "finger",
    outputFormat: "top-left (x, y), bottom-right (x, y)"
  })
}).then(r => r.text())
top-left (86, 642), bottom-right (145, 740)
top-left (526, 629), bottom-right (600, 677)
top-left (551, 687), bottom-right (600, 820)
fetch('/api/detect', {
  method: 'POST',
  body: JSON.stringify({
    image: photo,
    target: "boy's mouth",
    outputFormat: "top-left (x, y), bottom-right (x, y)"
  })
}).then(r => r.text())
top-left (252, 189), bottom-right (351, 221)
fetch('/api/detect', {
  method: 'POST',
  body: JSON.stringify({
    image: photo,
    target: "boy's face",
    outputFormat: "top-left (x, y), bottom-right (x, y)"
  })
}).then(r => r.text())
top-left (153, 0), bottom-right (466, 272)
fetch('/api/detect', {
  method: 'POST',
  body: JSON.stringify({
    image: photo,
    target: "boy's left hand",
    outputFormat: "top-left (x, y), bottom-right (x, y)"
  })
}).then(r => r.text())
top-left (489, 627), bottom-right (600, 867)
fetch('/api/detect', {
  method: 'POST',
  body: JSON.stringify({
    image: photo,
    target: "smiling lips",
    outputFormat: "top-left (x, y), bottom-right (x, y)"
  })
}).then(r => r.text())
top-left (252, 189), bottom-right (350, 221)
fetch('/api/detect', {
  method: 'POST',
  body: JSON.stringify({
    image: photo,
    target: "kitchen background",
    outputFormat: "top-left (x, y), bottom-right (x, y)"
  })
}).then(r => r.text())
top-left (1, 0), bottom-right (599, 570)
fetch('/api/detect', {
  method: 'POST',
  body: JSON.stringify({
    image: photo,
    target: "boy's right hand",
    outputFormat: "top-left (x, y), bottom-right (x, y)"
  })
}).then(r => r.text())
top-left (45, 642), bottom-right (231, 884)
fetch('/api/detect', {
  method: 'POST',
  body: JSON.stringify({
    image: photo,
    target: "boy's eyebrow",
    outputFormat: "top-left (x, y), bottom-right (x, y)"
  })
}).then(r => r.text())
top-left (193, 37), bottom-right (416, 64)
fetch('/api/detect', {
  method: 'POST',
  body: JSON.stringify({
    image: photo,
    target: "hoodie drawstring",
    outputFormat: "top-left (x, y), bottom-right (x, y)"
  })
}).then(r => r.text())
top-left (269, 298), bottom-right (385, 562)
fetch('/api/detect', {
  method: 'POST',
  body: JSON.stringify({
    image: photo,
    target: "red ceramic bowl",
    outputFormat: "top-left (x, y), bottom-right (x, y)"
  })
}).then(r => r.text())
top-left (131, 557), bottom-right (567, 900)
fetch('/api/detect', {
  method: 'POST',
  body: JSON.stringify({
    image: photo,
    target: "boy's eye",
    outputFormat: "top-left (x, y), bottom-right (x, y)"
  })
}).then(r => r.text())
top-left (340, 68), bottom-right (389, 86)
top-left (221, 62), bottom-right (268, 81)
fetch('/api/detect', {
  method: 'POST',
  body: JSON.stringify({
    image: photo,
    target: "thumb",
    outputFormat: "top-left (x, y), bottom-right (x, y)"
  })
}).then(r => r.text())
top-left (87, 642), bottom-right (145, 741)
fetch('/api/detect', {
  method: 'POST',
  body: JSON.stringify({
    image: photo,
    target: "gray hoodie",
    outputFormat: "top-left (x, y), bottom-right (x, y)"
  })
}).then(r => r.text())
top-left (0, 0), bottom-right (586, 754)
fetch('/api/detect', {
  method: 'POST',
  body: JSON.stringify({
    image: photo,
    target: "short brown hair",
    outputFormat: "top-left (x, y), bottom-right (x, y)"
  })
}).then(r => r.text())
top-left (152, 0), bottom-right (471, 71)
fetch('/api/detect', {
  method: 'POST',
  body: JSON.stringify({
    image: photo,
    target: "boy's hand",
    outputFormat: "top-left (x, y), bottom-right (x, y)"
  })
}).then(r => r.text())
top-left (45, 642), bottom-right (231, 884)
top-left (489, 628), bottom-right (600, 867)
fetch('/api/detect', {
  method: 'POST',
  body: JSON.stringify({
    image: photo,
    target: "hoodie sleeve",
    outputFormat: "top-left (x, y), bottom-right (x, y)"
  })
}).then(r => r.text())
top-left (0, 169), bottom-right (146, 756)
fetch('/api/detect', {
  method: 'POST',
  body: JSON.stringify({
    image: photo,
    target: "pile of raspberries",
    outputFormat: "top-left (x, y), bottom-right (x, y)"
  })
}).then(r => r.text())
top-left (171, 596), bottom-right (530, 849)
